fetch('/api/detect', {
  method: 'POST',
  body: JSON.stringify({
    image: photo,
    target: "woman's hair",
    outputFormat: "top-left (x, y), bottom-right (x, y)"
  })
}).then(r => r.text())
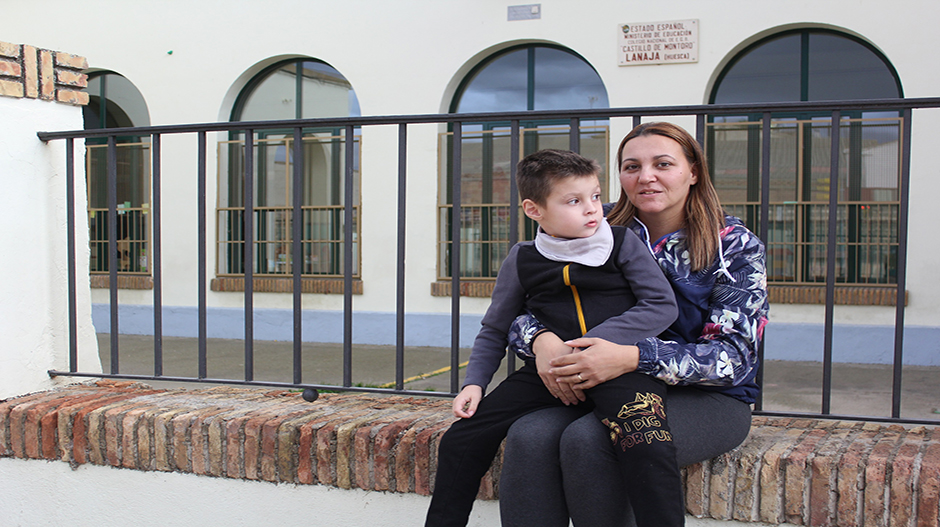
top-left (607, 122), bottom-right (725, 272)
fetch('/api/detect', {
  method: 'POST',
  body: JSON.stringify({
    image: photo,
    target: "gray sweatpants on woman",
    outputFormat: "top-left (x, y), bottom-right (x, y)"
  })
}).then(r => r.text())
top-left (498, 385), bottom-right (752, 527)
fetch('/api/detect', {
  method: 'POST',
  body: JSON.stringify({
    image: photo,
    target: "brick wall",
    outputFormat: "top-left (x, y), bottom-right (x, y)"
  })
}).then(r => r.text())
top-left (2, 381), bottom-right (938, 525)
top-left (0, 40), bottom-right (88, 105)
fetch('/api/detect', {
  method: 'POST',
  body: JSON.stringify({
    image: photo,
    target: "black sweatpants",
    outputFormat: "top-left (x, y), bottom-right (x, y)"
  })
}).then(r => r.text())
top-left (424, 363), bottom-right (683, 527)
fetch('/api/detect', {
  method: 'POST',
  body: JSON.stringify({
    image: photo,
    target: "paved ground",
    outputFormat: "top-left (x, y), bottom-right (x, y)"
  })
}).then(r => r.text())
top-left (97, 334), bottom-right (940, 422)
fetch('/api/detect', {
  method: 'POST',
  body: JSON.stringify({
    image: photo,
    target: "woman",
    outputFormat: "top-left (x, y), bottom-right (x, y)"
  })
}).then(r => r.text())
top-left (498, 122), bottom-right (769, 526)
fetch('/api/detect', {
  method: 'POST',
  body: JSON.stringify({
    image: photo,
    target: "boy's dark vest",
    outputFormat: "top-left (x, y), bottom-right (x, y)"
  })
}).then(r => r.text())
top-left (516, 226), bottom-right (638, 342)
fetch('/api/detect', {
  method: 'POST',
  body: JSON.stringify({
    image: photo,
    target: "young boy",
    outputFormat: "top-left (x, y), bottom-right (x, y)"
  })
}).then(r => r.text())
top-left (425, 149), bottom-right (681, 527)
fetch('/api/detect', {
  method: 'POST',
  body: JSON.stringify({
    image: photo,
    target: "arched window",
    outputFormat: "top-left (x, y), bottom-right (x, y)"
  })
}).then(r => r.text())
top-left (83, 72), bottom-right (151, 277)
top-left (218, 59), bottom-right (361, 279)
top-left (439, 44), bottom-right (610, 281)
top-left (708, 29), bottom-right (902, 286)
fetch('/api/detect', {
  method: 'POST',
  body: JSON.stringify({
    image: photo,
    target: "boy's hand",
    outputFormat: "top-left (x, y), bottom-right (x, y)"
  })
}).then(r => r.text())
top-left (534, 331), bottom-right (585, 405)
top-left (453, 385), bottom-right (483, 418)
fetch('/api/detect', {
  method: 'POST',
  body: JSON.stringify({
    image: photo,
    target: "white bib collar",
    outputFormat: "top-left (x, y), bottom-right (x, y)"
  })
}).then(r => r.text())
top-left (534, 217), bottom-right (614, 267)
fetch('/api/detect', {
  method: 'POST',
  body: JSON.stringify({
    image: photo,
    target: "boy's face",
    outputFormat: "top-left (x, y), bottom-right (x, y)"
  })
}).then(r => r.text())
top-left (522, 174), bottom-right (603, 239)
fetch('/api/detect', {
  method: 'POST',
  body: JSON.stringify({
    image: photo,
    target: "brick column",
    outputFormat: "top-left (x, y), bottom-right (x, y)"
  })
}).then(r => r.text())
top-left (0, 40), bottom-right (89, 105)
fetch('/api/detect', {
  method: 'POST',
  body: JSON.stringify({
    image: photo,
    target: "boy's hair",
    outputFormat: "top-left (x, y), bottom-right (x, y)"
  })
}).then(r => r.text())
top-left (516, 149), bottom-right (601, 205)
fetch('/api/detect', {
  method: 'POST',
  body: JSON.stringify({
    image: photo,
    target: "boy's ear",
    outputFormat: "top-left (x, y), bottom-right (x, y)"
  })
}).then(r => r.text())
top-left (522, 199), bottom-right (542, 221)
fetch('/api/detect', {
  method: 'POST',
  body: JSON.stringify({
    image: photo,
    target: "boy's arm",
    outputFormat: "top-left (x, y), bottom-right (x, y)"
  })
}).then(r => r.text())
top-left (582, 229), bottom-right (677, 344)
top-left (461, 244), bottom-right (528, 391)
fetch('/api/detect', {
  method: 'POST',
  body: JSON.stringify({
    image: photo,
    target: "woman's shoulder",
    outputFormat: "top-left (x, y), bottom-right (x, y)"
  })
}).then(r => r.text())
top-left (720, 214), bottom-right (765, 259)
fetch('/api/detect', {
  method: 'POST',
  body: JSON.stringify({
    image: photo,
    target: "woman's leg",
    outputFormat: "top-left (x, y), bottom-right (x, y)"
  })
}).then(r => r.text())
top-left (499, 406), bottom-right (590, 527)
top-left (585, 373), bottom-right (684, 527)
top-left (561, 385), bottom-right (753, 526)
top-left (425, 364), bottom-right (563, 527)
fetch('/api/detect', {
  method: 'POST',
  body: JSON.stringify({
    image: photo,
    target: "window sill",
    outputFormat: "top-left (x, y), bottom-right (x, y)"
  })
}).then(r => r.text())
top-left (430, 281), bottom-right (907, 306)
top-left (90, 275), bottom-right (153, 290)
top-left (768, 285), bottom-right (907, 306)
top-left (210, 277), bottom-right (363, 295)
top-left (430, 280), bottom-right (495, 298)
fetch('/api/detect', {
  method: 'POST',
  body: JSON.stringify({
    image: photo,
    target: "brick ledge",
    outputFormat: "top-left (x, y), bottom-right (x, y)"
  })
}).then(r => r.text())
top-left (90, 275), bottom-right (154, 290)
top-left (1, 382), bottom-right (938, 525)
top-left (433, 281), bottom-right (909, 306)
top-left (211, 277), bottom-right (363, 295)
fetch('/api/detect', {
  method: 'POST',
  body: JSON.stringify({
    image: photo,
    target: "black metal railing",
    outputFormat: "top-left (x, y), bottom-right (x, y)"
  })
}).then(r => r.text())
top-left (39, 98), bottom-right (940, 425)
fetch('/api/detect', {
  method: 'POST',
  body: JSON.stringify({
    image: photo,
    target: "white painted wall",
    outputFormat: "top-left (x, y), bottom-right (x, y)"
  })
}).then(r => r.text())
top-left (3, 0), bottom-right (939, 359)
top-left (0, 457), bottom-right (793, 527)
top-left (0, 96), bottom-right (100, 399)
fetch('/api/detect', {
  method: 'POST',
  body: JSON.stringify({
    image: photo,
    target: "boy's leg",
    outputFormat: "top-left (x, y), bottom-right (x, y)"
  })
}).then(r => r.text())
top-left (425, 364), bottom-right (563, 527)
top-left (585, 373), bottom-right (684, 527)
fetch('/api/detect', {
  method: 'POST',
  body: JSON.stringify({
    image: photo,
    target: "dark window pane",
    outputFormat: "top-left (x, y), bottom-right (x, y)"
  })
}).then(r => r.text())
top-left (808, 33), bottom-right (900, 100)
top-left (456, 48), bottom-right (528, 113)
top-left (533, 47), bottom-right (609, 110)
top-left (713, 34), bottom-right (801, 104)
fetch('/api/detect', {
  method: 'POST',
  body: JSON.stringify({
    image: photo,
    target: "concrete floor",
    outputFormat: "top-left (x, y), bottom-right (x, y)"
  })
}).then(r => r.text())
top-left (97, 333), bottom-right (940, 422)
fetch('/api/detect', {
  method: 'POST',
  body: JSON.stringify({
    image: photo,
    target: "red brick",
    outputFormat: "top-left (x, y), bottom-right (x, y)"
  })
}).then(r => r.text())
top-left (373, 418), bottom-right (418, 491)
top-left (685, 461), bottom-right (707, 517)
top-left (336, 411), bottom-right (388, 490)
top-left (918, 431), bottom-right (940, 527)
top-left (731, 424), bottom-right (782, 522)
top-left (153, 408), bottom-right (189, 472)
top-left (69, 392), bottom-right (144, 465)
top-left (54, 51), bottom-right (87, 69)
top-left (0, 391), bottom-right (65, 456)
top-left (709, 451), bottom-right (735, 520)
top-left (0, 41), bottom-right (20, 59)
top-left (0, 60), bottom-right (21, 78)
top-left (0, 78), bottom-right (23, 97)
top-left (760, 427), bottom-right (804, 524)
top-left (189, 408), bottom-right (230, 475)
top-left (39, 49), bottom-right (54, 100)
top-left (416, 420), bottom-right (453, 496)
top-left (22, 394), bottom-right (76, 459)
top-left (259, 405), bottom-right (311, 482)
top-left (103, 401), bottom-right (148, 466)
top-left (836, 430), bottom-right (878, 527)
top-left (56, 89), bottom-right (89, 105)
top-left (808, 427), bottom-right (851, 526)
top-left (784, 428), bottom-right (827, 524)
top-left (22, 45), bottom-right (37, 98)
top-left (316, 408), bottom-right (375, 487)
top-left (889, 433), bottom-right (922, 526)
top-left (171, 410), bottom-right (198, 472)
top-left (121, 406), bottom-right (156, 469)
top-left (864, 430), bottom-right (900, 527)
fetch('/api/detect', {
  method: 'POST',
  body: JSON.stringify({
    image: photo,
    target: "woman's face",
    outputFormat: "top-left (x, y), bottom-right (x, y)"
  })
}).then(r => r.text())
top-left (618, 134), bottom-right (697, 228)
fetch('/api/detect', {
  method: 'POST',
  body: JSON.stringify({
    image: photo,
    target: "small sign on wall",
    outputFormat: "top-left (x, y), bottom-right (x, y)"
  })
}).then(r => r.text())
top-left (618, 19), bottom-right (698, 66)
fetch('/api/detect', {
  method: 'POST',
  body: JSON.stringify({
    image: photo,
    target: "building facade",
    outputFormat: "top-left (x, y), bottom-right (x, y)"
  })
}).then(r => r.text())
top-left (4, 0), bottom-right (939, 365)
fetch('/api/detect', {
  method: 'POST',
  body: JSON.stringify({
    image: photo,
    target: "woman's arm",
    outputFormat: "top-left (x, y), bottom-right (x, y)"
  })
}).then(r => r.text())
top-left (635, 224), bottom-right (768, 387)
top-left (513, 223), bottom-right (769, 390)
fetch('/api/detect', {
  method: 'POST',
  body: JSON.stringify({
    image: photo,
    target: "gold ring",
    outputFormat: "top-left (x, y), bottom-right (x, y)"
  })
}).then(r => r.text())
top-left (577, 373), bottom-right (584, 382)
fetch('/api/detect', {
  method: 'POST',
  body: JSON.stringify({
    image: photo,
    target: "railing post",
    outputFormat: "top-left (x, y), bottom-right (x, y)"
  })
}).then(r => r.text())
top-left (197, 131), bottom-right (207, 379)
top-left (451, 122), bottom-right (463, 393)
top-left (152, 133), bottom-right (164, 376)
top-left (343, 125), bottom-right (355, 387)
top-left (244, 129), bottom-right (255, 382)
top-left (107, 135), bottom-right (119, 374)
top-left (821, 111), bottom-right (842, 415)
top-left (396, 123), bottom-right (408, 390)
top-left (66, 138), bottom-right (78, 372)
top-left (293, 127), bottom-right (304, 385)
top-left (892, 109), bottom-right (913, 418)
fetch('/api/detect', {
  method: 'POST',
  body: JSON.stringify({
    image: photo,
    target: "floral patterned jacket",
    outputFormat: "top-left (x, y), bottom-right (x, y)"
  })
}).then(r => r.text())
top-left (508, 215), bottom-right (769, 404)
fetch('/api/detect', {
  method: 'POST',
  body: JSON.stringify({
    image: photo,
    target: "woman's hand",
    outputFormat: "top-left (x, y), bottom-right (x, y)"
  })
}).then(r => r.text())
top-left (533, 331), bottom-right (586, 405)
top-left (548, 338), bottom-right (640, 390)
